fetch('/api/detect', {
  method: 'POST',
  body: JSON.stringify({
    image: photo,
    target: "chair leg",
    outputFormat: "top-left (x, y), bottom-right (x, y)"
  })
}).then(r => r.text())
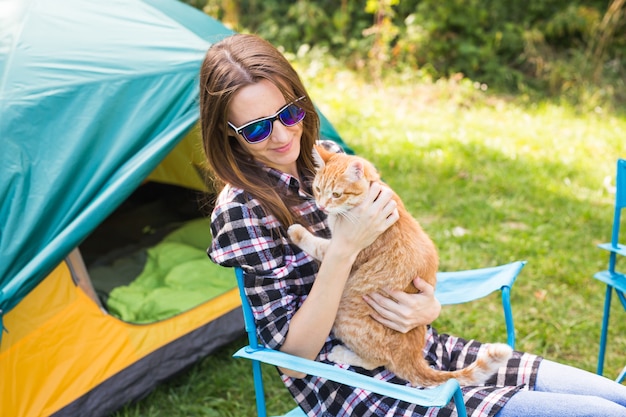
top-left (452, 388), bottom-right (468, 417)
top-left (251, 360), bottom-right (268, 417)
top-left (597, 285), bottom-right (613, 376)
top-left (501, 286), bottom-right (515, 349)
top-left (614, 291), bottom-right (626, 383)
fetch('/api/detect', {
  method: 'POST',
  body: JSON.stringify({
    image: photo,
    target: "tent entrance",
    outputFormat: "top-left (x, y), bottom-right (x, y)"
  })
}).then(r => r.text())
top-left (78, 181), bottom-right (235, 324)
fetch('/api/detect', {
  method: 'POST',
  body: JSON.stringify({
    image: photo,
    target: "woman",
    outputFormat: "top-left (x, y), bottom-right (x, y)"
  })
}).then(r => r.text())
top-left (199, 33), bottom-right (626, 416)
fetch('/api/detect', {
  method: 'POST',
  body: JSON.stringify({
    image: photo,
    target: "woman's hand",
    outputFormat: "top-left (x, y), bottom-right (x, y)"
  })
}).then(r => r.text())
top-left (363, 277), bottom-right (441, 333)
top-left (331, 182), bottom-right (399, 254)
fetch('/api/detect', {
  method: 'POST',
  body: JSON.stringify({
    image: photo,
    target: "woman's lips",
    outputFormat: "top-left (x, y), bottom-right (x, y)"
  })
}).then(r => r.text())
top-left (273, 140), bottom-right (292, 153)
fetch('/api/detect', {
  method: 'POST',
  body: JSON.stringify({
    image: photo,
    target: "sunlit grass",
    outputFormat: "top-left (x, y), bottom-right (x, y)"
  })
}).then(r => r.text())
top-left (113, 61), bottom-right (626, 416)
top-left (304, 64), bottom-right (625, 370)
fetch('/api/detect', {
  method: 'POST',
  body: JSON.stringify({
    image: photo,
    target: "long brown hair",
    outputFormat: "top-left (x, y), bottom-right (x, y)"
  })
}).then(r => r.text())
top-left (199, 34), bottom-right (320, 229)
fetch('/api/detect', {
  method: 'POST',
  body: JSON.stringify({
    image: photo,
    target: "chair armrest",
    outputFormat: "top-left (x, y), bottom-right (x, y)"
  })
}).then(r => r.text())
top-left (233, 345), bottom-right (462, 408)
top-left (594, 270), bottom-right (626, 293)
top-left (435, 261), bottom-right (525, 305)
top-left (435, 261), bottom-right (525, 348)
top-left (598, 242), bottom-right (626, 257)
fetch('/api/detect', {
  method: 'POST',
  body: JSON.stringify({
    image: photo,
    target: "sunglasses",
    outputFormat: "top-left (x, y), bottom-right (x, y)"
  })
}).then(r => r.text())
top-left (228, 97), bottom-right (306, 144)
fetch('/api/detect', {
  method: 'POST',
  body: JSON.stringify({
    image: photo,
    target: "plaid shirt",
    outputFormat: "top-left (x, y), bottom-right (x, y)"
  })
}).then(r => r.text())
top-left (209, 143), bottom-right (541, 417)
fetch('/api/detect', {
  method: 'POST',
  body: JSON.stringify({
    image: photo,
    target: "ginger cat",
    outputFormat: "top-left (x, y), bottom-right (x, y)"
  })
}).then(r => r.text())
top-left (288, 145), bottom-right (512, 387)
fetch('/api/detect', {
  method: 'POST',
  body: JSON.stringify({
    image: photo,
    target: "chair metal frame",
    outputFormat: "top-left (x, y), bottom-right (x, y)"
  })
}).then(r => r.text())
top-left (234, 260), bottom-right (526, 417)
top-left (594, 158), bottom-right (626, 383)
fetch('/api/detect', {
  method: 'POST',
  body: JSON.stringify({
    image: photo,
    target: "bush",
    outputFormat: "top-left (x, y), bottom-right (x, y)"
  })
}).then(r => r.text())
top-left (190, 0), bottom-right (626, 106)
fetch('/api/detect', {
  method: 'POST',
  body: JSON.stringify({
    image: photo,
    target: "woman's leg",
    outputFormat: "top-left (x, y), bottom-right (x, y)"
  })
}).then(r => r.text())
top-left (495, 359), bottom-right (626, 417)
top-left (535, 359), bottom-right (626, 407)
top-left (495, 390), bottom-right (625, 417)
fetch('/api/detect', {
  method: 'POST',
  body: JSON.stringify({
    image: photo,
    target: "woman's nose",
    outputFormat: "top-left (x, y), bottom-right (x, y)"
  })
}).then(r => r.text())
top-left (270, 119), bottom-right (290, 142)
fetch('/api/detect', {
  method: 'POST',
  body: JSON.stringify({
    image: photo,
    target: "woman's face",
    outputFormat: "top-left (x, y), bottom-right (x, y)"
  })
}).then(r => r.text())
top-left (228, 79), bottom-right (303, 178)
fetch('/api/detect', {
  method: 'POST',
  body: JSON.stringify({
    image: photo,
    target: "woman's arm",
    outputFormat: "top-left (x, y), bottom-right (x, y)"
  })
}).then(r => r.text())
top-left (211, 182), bottom-right (398, 378)
top-left (279, 183), bottom-right (399, 368)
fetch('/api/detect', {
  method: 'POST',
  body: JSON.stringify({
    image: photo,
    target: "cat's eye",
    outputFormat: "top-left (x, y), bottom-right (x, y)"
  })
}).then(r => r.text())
top-left (331, 192), bottom-right (342, 198)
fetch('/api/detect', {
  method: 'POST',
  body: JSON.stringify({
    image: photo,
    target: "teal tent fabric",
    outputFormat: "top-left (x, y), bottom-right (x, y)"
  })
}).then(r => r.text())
top-left (0, 0), bottom-right (350, 326)
top-left (0, 0), bottom-right (233, 322)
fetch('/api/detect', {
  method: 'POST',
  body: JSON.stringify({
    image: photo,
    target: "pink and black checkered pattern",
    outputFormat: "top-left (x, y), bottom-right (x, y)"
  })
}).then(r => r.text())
top-left (209, 142), bottom-right (541, 417)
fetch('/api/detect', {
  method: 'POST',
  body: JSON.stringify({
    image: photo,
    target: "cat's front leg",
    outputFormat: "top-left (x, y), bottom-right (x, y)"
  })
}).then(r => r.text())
top-left (327, 345), bottom-right (384, 370)
top-left (287, 224), bottom-right (330, 260)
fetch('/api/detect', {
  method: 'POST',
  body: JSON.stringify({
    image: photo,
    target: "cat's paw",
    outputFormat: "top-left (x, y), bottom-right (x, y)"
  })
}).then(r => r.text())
top-left (485, 343), bottom-right (513, 364)
top-left (287, 224), bottom-right (307, 245)
top-left (327, 345), bottom-right (382, 370)
top-left (327, 345), bottom-right (353, 365)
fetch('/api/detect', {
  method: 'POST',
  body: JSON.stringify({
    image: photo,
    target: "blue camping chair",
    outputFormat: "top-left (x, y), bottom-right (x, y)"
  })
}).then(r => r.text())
top-left (594, 158), bottom-right (626, 383)
top-left (233, 261), bottom-right (525, 417)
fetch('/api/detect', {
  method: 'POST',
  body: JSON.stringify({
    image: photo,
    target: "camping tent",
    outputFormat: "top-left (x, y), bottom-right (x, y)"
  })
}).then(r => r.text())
top-left (0, 1), bottom-right (348, 416)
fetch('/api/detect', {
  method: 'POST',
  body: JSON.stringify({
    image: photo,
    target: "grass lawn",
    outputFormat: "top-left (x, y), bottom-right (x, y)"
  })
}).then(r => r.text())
top-left (112, 61), bottom-right (626, 416)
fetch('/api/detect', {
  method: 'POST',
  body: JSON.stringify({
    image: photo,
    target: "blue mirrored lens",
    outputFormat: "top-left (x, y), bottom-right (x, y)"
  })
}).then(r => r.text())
top-left (238, 100), bottom-right (306, 143)
top-left (241, 120), bottom-right (272, 143)
top-left (279, 104), bottom-right (306, 126)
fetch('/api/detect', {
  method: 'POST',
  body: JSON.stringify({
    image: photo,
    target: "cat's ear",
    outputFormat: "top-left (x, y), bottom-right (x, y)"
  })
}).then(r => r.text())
top-left (348, 158), bottom-right (381, 182)
top-left (312, 146), bottom-right (326, 170)
top-left (347, 160), bottom-right (365, 181)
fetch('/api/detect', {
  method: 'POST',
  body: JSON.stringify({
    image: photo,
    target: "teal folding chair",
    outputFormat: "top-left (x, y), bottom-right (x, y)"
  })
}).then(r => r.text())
top-left (234, 260), bottom-right (526, 417)
top-left (594, 158), bottom-right (626, 383)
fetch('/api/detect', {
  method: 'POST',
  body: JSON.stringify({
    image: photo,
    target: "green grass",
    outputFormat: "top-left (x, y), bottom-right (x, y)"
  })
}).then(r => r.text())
top-left (112, 63), bottom-right (626, 416)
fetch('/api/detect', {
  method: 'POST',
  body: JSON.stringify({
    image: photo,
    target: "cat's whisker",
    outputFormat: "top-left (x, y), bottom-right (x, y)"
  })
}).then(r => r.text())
top-left (338, 210), bottom-right (357, 224)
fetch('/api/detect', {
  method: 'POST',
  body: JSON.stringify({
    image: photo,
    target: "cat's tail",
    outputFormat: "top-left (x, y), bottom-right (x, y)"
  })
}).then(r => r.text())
top-left (389, 340), bottom-right (513, 387)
